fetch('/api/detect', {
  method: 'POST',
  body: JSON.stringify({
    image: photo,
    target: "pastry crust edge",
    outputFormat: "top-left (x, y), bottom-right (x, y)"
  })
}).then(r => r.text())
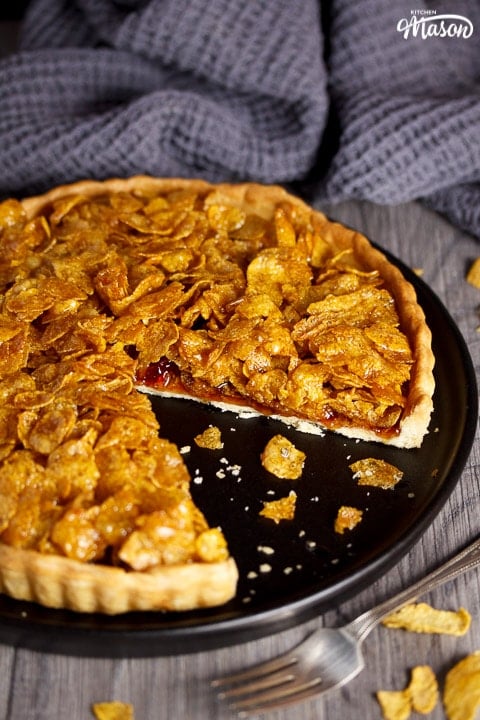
top-left (0, 543), bottom-right (238, 613)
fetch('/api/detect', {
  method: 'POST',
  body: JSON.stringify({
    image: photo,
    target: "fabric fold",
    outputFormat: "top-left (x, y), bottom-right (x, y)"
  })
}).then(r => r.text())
top-left (0, 0), bottom-right (478, 238)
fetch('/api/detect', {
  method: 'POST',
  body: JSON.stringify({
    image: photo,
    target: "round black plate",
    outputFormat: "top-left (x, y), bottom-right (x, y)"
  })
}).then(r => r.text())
top-left (0, 254), bottom-right (477, 657)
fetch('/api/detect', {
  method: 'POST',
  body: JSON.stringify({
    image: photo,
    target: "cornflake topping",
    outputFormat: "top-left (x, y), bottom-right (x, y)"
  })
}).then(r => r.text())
top-left (0, 183), bottom-right (416, 572)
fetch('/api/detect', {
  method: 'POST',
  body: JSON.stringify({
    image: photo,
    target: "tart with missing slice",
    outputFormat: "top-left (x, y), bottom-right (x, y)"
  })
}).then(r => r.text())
top-left (0, 177), bottom-right (434, 614)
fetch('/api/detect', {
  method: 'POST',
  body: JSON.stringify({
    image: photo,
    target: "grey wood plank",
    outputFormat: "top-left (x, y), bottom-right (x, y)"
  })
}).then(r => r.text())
top-left (0, 198), bottom-right (479, 720)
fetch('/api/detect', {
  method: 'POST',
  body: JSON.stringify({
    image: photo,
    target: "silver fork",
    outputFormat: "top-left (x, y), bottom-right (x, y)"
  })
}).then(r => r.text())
top-left (212, 534), bottom-right (480, 717)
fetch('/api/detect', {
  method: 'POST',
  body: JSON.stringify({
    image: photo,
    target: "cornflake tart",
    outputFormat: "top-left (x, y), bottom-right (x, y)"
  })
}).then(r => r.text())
top-left (0, 177), bottom-right (434, 614)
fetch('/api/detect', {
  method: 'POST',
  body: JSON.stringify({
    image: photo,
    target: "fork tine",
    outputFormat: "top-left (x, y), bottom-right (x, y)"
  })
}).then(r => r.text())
top-left (218, 668), bottom-right (296, 699)
top-left (227, 677), bottom-right (323, 716)
top-left (211, 653), bottom-right (297, 688)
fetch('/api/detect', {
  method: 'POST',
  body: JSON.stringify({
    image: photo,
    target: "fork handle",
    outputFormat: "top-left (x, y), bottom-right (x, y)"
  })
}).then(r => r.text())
top-left (346, 535), bottom-right (480, 643)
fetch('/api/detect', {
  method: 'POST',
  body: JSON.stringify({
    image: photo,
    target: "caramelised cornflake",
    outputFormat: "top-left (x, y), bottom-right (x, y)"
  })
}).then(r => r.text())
top-left (260, 490), bottom-right (297, 523)
top-left (377, 665), bottom-right (438, 720)
top-left (260, 435), bottom-right (305, 479)
top-left (349, 458), bottom-right (403, 489)
top-left (334, 505), bottom-right (363, 534)
top-left (92, 702), bottom-right (134, 720)
top-left (382, 602), bottom-right (471, 636)
top-left (194, 425), bottom-right (224, 450)
top-left (443, 651), bottom-right (480, 720)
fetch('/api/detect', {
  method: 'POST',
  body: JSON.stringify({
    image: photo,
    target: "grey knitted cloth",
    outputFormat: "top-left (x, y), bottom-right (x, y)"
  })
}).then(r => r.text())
top-left (0, 0), bottom-right (479, 237)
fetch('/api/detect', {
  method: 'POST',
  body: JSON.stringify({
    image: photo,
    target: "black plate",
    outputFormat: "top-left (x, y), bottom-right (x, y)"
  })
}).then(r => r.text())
top-left (0, 253), bottom-right (477, 657)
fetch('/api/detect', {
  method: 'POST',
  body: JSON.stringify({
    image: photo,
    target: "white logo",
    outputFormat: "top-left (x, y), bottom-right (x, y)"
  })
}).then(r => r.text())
top-left (397, 11), bottom-right (474, 39)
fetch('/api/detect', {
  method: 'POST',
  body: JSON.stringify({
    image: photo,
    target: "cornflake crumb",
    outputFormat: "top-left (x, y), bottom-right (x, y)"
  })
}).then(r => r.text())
top-left (257, 545), bottom-right (275, 555)
top-left (259, 491), bottom-right (297, 524)
top-left (259, 563), bottom-right (272, 573)
top-left (260, 435), bottom-right (305, 479)
top-left (179, 445), bottom-right (191, 454)
top-left (334, 505), bottom-right (363, 534)
top-left (194, 425), bottom-right (224, 449)
top-left (350, 458), bottom-right (403, 490)
top-left (247, 571), bottom-right (258, 579)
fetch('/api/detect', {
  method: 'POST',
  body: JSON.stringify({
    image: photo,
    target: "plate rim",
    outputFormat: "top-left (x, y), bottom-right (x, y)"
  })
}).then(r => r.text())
top-left (0, 250), bottom-right (477, 657)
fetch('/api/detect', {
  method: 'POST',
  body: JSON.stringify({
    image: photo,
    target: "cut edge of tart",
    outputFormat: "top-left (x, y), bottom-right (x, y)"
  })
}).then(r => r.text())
top-left (0, 176), bottom-right (435, 615)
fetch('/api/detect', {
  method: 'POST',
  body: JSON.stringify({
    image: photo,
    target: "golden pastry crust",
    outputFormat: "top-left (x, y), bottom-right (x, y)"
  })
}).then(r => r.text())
top-left (0, 176), bottom-right (435, 615)
top-left (0, 543), bottom-right (238, 613)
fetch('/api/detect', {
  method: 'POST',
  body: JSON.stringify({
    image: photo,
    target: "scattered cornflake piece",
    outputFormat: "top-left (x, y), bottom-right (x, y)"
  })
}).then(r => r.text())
top-left (92, 702), bottom-right (135, 720)
top-left (334, 505), bottom-right (363, 534)
top-left (377, 665), bottom-right (438, 720)
top-left (350, 457), bottom-right (403, 489)
top-left (444, 651), bottom-right (480, 720)
top-left (409, 665), bottom-right (439, 714)
top-left (376, 689), bottom-right (411, 720)
top-left (466, 258), bottom-right (480, 288)
top-left (194, 425), bottom-right (224, 449)
top-left (260, 490), bottom-right (297, 523)
top-left (260, 435), bottom-right (305, 479)
top-left (382, 602), bottom-right (471, 636)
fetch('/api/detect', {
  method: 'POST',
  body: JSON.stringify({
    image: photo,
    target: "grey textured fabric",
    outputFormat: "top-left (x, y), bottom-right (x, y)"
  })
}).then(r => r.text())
top-left (0, 0), bottom-right (479, 237)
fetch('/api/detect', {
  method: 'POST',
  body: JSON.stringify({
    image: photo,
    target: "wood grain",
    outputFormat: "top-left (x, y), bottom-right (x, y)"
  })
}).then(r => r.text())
top-left (0, 198), bottom-right (478, 720)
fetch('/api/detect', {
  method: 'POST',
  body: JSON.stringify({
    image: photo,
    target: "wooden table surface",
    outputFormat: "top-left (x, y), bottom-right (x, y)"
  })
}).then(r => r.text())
top-left (1, 23), bottom-right (480, 720)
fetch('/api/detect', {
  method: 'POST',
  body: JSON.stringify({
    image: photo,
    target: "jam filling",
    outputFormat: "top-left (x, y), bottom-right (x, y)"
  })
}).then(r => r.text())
top-left (136, 358), bottom-right (180, 388)
top-left (138, 357), bottom-right (402, 438)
